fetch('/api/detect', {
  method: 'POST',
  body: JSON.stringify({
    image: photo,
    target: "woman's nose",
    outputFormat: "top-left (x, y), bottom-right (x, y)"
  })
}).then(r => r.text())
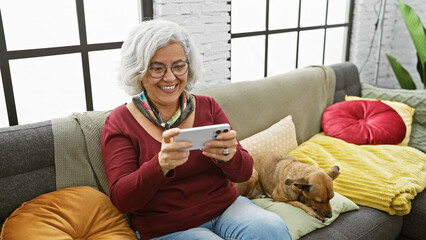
top-left (162, 67), bottom-right (176, 81)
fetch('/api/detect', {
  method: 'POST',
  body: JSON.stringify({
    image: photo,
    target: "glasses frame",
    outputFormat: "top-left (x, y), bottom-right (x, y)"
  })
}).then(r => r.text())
top-left (148, 60), bottom-right (190, 79)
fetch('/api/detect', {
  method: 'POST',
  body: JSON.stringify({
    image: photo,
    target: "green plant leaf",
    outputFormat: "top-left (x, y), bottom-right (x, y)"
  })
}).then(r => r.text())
top-left (386, 54), bottom-right (417, 89)
top-left (417, 53), bottom-right (426, 88)
top-left (399, 0), bottom-right (426, 66)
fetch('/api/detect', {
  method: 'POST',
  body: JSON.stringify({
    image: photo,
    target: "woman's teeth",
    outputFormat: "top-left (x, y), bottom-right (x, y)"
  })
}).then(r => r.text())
top-left (160, 85), bottom-right (176, 90)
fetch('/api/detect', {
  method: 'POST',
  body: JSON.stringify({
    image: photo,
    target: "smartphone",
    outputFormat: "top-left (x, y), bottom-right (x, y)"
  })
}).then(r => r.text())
top-left (174, 123), bottom-right (231, 151)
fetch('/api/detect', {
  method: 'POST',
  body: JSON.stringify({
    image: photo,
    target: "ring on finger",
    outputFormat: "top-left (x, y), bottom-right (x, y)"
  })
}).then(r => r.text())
top-left (222, 148), bottom-right (229, 156)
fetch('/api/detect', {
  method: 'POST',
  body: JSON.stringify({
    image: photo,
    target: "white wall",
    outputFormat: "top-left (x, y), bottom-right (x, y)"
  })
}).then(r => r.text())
top-left (153, 0), bottom-right (231, 89)
top-left (350, 0), bottom-right (426, 89)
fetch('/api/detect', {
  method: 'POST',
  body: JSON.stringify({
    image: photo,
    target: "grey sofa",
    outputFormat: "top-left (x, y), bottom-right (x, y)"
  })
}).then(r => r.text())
top-left (1, 62), bottom-right (425, 239)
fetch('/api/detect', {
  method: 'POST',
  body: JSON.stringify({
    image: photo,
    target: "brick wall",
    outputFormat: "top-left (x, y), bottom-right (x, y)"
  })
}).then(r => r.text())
top-left (154, 0), bottom-right (426, 89)
top-left (350, 0), bottom-right (426, 89)
top-left (153, 0), bottom-right (231, 89)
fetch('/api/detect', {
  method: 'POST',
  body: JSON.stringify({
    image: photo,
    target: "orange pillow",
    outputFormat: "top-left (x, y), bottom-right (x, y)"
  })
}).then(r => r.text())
top-left (1, 186), bottom-right (136, 240)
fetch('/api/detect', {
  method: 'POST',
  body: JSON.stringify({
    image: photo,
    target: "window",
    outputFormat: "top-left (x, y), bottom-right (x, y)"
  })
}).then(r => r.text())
top-left (0, 0), bottom-right (153, 127)
top-left (231, 0), bottom-right (354, 82)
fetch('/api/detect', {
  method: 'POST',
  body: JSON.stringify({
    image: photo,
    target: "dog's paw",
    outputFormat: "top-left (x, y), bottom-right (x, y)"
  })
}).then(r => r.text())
top-left (251, 194), bottom-right (268, 199)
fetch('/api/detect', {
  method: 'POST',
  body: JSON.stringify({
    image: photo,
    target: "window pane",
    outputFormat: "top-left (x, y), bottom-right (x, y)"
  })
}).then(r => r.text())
top-left (85, 0), bottom-right (140, 44)
top-left (327, 0), bottom-right (349, 25)
top-left (269, 0), bottom-right (299, 30)
top-left (324, 27), bottom-right (347, 65)
top-left (231, 0), bottom-right (266, 33)
top-left (0, 73), bottom-right (8, 127)
top-left (298, 29), bottom-right (325, 68)
top-left (300, 0), bottom-right (327, 27)
top-left (268, 32), bottom-right (297, 76)
top-left (90, 49), bottom-right (129, 110)
top-left (231, 36), bottom-right (265, 82)
top-left (9, 54), bottom-right (86, 124)
top-left (2, 0), bottom-right (79, 50)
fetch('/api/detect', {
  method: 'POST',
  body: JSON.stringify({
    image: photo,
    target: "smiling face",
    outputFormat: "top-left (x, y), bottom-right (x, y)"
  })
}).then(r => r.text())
top-left (142, 42), bottom-right (188, 111)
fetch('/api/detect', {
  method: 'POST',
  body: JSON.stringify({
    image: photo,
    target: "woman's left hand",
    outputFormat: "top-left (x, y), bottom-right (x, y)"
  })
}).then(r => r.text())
top-left (202, 130), bottom-right (238, 162)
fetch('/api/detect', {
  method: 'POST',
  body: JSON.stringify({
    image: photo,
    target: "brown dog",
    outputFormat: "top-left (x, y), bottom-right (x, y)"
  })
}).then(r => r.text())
top-left (235, 152), bottom-right (340, 221)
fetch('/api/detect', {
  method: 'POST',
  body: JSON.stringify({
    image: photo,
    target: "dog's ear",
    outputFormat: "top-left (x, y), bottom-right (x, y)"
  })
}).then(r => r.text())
top-left (327, 165), bottom-right (340, 180)
top-left (285, 178), bottom-right (312, 192)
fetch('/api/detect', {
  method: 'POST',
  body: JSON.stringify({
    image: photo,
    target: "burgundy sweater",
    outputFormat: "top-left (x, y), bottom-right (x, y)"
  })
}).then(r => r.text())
top-left (101, 95), bottom-right (253, 239)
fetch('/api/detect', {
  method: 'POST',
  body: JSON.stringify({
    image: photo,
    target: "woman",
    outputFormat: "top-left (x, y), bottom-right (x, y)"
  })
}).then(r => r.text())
top-left (101, 19), bottom-right (291, 240)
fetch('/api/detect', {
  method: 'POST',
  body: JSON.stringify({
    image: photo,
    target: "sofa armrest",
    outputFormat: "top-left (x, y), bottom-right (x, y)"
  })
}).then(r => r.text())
top-left (0, 121), bottom-right (56, 230)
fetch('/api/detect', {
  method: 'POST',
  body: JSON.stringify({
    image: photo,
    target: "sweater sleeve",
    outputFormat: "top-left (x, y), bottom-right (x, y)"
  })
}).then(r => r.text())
top-left (101, 107), bottom-right (174, 213)
top-left (208, 97), bottom-right (254, 183)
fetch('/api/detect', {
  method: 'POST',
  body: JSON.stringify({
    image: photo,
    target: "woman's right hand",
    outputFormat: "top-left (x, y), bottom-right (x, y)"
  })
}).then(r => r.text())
top-left (158, 128), bottom-right (192, 175)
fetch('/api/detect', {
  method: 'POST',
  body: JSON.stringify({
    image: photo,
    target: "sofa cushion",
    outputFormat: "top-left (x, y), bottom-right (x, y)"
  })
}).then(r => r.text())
top-left (300, 206), bottom-right (402, 240)
top-left (400, 189), bottom-right (426, 239)
top-left (240, 115), bottom-right (298, 158)
top-left (345, 95), bottom-right (415, 146)
top-left (322, 100), bottom-right (406, 145)
top-left (361, 84), bottom-right (426, 152)
top-left (252, 192), bottom-right (359, 240)
top-left (331, 62), bottom-right (361, 103)
top-left (1, 186), bottom-right (136, 240)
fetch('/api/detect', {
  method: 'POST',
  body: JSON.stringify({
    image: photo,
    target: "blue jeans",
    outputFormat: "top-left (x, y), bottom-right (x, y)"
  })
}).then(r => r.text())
top-left (141, 196), bottom-right (291, 240)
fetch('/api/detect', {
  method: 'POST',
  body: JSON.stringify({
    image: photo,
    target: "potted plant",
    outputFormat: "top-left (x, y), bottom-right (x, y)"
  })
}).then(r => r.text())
top-left (386, 0), bottom-right (426, 89)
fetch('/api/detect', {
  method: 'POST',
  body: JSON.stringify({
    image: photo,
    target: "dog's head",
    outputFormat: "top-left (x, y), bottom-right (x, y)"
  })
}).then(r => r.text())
top-left (285, 165), bottom-right (340, 220)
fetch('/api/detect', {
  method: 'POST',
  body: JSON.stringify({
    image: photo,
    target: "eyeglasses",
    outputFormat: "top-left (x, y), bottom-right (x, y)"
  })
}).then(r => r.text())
top-left (148, 60), bottom-right (190, 78)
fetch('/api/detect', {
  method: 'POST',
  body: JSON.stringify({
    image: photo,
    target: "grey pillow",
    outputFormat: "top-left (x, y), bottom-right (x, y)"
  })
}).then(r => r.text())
top-left (361, 84), bottom-right (426, 153)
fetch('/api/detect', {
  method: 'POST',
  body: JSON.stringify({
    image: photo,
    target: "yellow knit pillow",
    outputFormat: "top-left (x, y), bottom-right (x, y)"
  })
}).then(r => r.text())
top-left (345, 95), bottom-right (415, 146)
top-left (1, 186), bottom-right (136, 240)
top-left (290, 133), bottom-right (426, 215)
top-left (240, 115), bottom-right (298, 157)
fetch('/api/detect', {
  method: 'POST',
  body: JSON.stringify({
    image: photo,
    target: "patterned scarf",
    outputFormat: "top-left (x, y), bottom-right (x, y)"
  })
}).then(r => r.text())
top-left (132, 89), bottom-right (194, 130)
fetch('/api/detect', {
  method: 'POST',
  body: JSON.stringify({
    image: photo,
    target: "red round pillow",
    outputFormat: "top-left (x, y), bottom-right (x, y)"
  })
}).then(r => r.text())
top-left (321, 100), bottom-right (406, 145)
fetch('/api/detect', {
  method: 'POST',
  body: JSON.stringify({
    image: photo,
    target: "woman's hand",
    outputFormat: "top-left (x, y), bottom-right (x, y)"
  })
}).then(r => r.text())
top-left (202, 130), bottom-right (238, 162)
top-left (158, 128), bottom-right (193, 175)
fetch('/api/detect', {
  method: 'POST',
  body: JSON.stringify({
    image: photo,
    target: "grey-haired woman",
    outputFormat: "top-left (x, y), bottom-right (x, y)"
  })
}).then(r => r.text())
top-left (101, 19), bottom-right (291, 240)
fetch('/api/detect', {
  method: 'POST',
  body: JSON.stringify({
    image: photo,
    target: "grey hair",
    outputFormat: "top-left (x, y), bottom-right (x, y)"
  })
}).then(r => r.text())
top-left (119, 19), bottom-right (204, 95)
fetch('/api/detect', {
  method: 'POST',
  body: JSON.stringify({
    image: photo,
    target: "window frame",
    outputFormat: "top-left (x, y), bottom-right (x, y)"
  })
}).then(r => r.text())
top-left (230, 0), bottom-right (355, 78)
top-left (0, 0), bottom-right (153, 126)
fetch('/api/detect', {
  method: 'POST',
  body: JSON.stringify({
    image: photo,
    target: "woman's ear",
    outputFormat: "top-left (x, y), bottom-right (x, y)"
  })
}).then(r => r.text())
top-left (140, 74), bottom-right (147, 88)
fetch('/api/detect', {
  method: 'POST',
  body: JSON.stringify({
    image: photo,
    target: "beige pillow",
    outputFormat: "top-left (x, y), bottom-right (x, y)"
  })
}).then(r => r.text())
top-left (240, 115), bottom-right (298, 157)
top-left (345, 95), bottom-right (415, 146)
